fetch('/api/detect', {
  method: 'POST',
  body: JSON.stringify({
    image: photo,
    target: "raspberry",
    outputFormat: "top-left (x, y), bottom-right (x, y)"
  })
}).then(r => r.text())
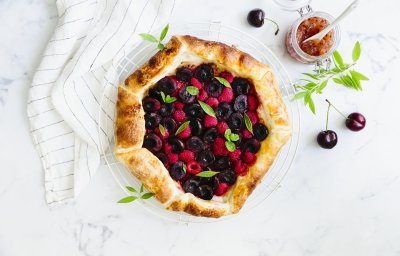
top-left (216, 121), bottom-right (229, 135)
top-left (242, 129), bottom-right (253, 139)
top-left (190, 77), bottom-right (203, 89)
top-left (205, 97), bottom-right (219, 108)
top-left (203, 115), bottom-right (218, 127)
top-left (242, 152), bottom-right (257, 165)
top-left (186, 160), bottom-right (201, 174)
top-left (229, 149), bottom-right (241, 161)
top-left (218, 87), bottom-right (234, 103)
top-left (219, 71), bottom-right (234, 83)
top-left (155, 126), bottom-right (169, 139)
top-left (196, 89), bottom-right (208, 101)
top-left (163, 143), bottom-right (172, 154)
top-left (212, 137), bottom-right (229, 156)
top-left (214, 182), bottom-right (229, 196)
top-left (246, 111), bottom-right (259, 125)
top-left (176, 125), bottom-right (191, 139)
top-left (247, 95), bottom-right (259, 111)
top-left (179, 150), bottom-right (195, 163)
top-left (233, 160), bottom-right (248, 176)
top-left (167, 152), bottom-right (178, 164)
top-left (173, 110), bottom-right (186, 123)
top-left (174, 101), bottom-right (184, 110)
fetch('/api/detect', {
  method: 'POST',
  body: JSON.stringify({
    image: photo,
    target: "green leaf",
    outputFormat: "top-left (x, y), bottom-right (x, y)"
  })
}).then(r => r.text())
top-left (183, 164), bottom-right (187, 173)
top-left (159, 24), bottom-right (169, 41)
top-left (224, 129), bottom-right (232, 141)
top-left (316, 80), bottom-right (328, 94)
top-left (230, 133), bottom-right (240, 142)
top-left (333, 77), bottom-right (346, 85)
top-left (244, 113), bottom-right (253, 134)
top-left (304, 94), bottom-right (316, 114)
top-left (117, 196), bottom-right (137, 203)
top-left (352, 41), bottom-right (361, 62)
top-left (165, 95), bottom-right (176, 103)
top-left (332, 51), bottom-right (345, 69)
top-left (198, 100), bottom-right (216, 118)
top-left (291, 91), bottom-right (308, 101)
top-left (196, 170), bottom-right (219, 178)
top-left (350, 70), bottom-right (369, 81)
top-left (126, 186), bottom-right (137, 193)
top-left (141, 193), bottom-right (155, 199)
top-left (186, 86), bottom-right (199, 96)
top-left (302, 73), bottom-right (319, 80)
top-left (139, 33), bottom-right (158, 43)
top-left (215, 77), bottom-right (232, 88)
top-left (225, 141), bottom-right (236, 152)
top-left (160, 91), bottom-right (166, 102)
top-left (159, 124), bottom-right (166, 136)
top-left (140, 184), bottom-right (144, 193)
top-left (157, 43), bottom-right (164, 50)
top-left (175, 121), bottom-right (190, 136)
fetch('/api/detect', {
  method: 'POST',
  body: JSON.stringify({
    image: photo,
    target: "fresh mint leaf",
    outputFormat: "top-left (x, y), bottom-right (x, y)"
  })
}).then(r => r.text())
top-left (141, 193), bottom-right (155, 199)
top-left (215, 77), bottom-right (232, 88)
top-left (117, 196), bottom-right (137, 203)
top-left (198, 100), bottom-right (216, 118)
top-left (229, 133), bottom-right (240, 142)
top-left (196, 170), bottom-right (219, 178)
top-left (159, 24), bottom-right (169, 41)
top-left (175, 121), bottom-right (190, 136)
top-left (186, 86), bottom-right (199, 96)
top-left (126, 186), bottom-right (137, 193)
top-left (165, 95), bottom-right (176, 103)
top-left (139, 33), bottom-right (158, 43)
top-left (244, 113), bottom-right (253, 134)
top-left (160, 91), bottom-right (166, 102)
top-left (159, 124), bottom-right (166, 136)
top-left (224, 129), bottom-right (232, 141)
top-left (225, 141), bottom-right (236, 152)
top-left (352, 41), bottom-right (361, 62)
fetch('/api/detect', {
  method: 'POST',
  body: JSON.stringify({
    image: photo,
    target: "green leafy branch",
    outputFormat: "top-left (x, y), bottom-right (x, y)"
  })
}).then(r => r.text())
top-left (292, 41), bottom-right (369, 114)
top-left (224, 129), bottom-right (240, 152)
top-left (139, 24), bottom-right (169, 50)
top-left (117, 184), bottom-right (155, 203)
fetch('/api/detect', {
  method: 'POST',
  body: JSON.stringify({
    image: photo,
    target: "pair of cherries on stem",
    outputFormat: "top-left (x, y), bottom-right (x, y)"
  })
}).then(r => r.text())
top-left (317, 100), bottom-right (366, 149)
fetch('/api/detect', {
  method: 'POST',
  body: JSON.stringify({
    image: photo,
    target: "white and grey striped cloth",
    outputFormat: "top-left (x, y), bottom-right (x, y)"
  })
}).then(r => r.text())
top-left (27, 0), bottom-right (175, 205)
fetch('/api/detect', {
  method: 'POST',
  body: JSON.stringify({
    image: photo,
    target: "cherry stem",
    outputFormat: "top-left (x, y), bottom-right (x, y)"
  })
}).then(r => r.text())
top-left (264, 18), bottom-right (280, 35)
top-left (325, 102), bottom-right (331, 131)
top-left (325, 99), bottom-right (347, 119)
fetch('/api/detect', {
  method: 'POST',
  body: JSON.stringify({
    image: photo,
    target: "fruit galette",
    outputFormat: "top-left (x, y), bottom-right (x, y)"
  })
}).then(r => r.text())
top-left (114, 35), bottom-right (291, 218)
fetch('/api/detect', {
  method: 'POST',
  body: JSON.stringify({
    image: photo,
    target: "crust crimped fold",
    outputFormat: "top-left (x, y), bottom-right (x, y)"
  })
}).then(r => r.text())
top-left (114, 35), bottom-right (291, 218)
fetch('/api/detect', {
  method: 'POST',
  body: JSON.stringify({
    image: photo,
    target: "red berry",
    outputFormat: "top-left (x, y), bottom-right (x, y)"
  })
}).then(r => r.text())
top-left (218, 87), bottom-right (234, 103)
top-left (229, 149), bottom-right (241, 161)
top-left (214, 182), bottom-right (229, 196)
top-left (190, 77), bottom-right (203, 89)
top-left (246, 112), bottom-right (259, 125)
top-left (219, 71), bottom-right (234, 83)
top-left (173, 110), bottom-right (186, 123)
top-left (242, 129), bottom-right (253, 139)
top-left (196, 89), bottom-right (208, 101)
top-left (179, 150), bottom-right (195, 163)
top-left (163, 143), bottom-right (172, 154)
top-left (167, 152), bottom-right (179, 164)
top-left (205, 97), bottom-right (219, 108)
top-left (247, 95), bottom-right (259, 111)
top-left (242, 152), bottom-right (257, 164)
top-left (186, 160), bottom-right (202, 174)
top-left (203, 115), bottom-right (218, 127)
top-left (155, 127), bottom-right (169, 139)
top-left (213, 137), bottom-right (229, 156)
top-left (176, 125), bottom-right (191, 139)
top-left (174, 101), bottom-right (184, 110)
top-left (216, 121), bottom-right (229, 135)
top-left (233, 160), bottom-right (248, 176)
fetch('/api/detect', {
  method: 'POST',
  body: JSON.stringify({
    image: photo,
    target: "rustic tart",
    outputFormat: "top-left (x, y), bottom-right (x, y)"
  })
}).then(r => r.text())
top-left (114, 35), bottom-right (291, 218)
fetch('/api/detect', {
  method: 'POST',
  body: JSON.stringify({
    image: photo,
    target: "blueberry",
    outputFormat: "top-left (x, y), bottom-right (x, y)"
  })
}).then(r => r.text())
top-left (253, 123), bottom-right (268, 141)
top-left (145, 113), bottom-right (161, 129)
top-left (202, 128), bottom-right (218, 144)
top-left (184, 103), bottom-right (204, 119)
top-left (142, 96), bottom-right (161, 112)
top-left (155, 152), bottom-right (168, 165)
top-left (241, 139), bottom-right (261, 153)
top-left (162, 117), bottom-right (177, 133)
top-left (205, 79), bottom-right (222, 97)
top-left (178, 86), bottom-right (195, 104)
top-left (170, 161), bottom-right (186, 181)
top-left (196, 150), bottom-right (215, 167)
top-left (228, 113), bottom-right (244, 130)
top-left (189, 118), bottom-right (203, 136)
top-left (217, 169), bottom-right (237, 186)
top-left (157, 77), bottom-right (177, 94)
top-left (159, 103), bottom-right (174, 117)
top-left (215, 103), bottom-right (233, 121)
top-left (212, 156), bottom-right (230, 171)
top-left (233, 95), bottom-right (248, 113)
top-left (148, 88), bottom-right (163, 101)
top-left (232, 78), bottom-right (250, 95)
top-left (185, 136), bottom-right (204, 153)
top-left (176, 67), bottom-right (193, 82)
top-left (183, 178), bottom-right (201, 194)
top-left (195, 184), bottom-right (214, 200)
top-left (143, 133), bottom-right (162, 152)
top-left (194, 64), bottom-right (214, 82)
top-left (167, 137), bottom-right (185, 153)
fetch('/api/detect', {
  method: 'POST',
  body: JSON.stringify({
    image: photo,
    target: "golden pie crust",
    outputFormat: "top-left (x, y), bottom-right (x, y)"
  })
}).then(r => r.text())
top-left (114, 35), bottom-right (291, 218)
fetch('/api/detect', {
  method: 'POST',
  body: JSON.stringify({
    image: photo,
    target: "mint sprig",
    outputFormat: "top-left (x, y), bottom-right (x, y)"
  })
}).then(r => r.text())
top-left (160, 91), bottom-right (176, 103)
top-left (175, 121), bottom-right (190, 136)
top-left (186, 86), bottom-right (199, 96)
top-left (139, 24), bottom-right (169, 50)
top-left (198, 100), bottom-right (216, 118)
top-left (215, 77), bottom-right (231, 88)
top-left (224, 129), bottom-right (238, 152)
top-left (244, 113), bottom-right (253, 134)
top-left (117, 184), bottom-right (154, 203)
top-left (196, 170), bottom-right (219, 178)
top-left (292, 41), bottom-right (369, 114)
top-left (159, 124), bottom-right (166, 136)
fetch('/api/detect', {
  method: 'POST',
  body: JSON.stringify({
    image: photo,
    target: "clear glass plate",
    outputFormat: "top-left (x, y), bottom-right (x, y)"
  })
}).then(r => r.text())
top-left (98, 22), bottom-right (301, 223)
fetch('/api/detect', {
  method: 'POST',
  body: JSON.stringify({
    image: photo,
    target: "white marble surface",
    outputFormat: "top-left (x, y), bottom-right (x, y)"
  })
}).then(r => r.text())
top-left (1, 0), bottom-right (400, 255)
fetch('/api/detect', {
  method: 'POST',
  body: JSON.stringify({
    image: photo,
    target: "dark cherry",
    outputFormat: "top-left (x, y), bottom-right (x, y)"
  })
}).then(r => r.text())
top-left (199, 176), bottom-right (218, 192)
top-left (159, 103), bottom-right (174, 117)
top-left (155, 152), bottom-right (168, 165)
top-left (247, 8), bottom-right (265, 27)
top-left (202, 128), bottom-right (218, 144)
top-left (178, 86), bottom-right (195, 104)
top-left (176, 67), bottom-right (193, 82)
top-left (194, 64), bottom-right (214, 82)
top-left (183, 178), bottom-right (201, 194)
top-left (228, 113), bottom-right (244, 130)
top-left (189, 118), bottom-right (203, 136)
top-left (231, 78), bottom-right (250, 95)
top-left (317, 130), bottom-right (338, 149)
top-left (145, 113), bottom-right (161, 129)
top-left (142, 96), bottom-right (161, 112)
top-left (215, 103), bottom-right (233, 121)
top-left (253, 123), bottom-right (268, 141)
top-left (217, 169), bottom-right (237, 186)
top-left (170, 161), bottom-right (186, 181)
top-left (148, 88), bottom-right (163, 101)
top-left (195, 184), bottom-right (214, 200)
top-left (233, 95), bottom-right (248, 113)
top-left (241, 138), bottom-right (261, 153)
top-left (167, 137), bottom-right (185, 153)
top-left (184, 103), bottom-right (204, 119)
top-left (157, 76), bottom-right (177, 94)
top-left (205, 79), bottom-right (223, 97)
top-left (212, 156), bottom-right (230, 171)
top-left (162, 117), bottom-right (177, 133)
top-left (143, 133), bottom-right (162, 152)
top-left (196, 150), bottom-right (216, 167)
top-left (346, 113), bottom-right (366, 132)
top-left (185, 136), bottom-right (205, 153)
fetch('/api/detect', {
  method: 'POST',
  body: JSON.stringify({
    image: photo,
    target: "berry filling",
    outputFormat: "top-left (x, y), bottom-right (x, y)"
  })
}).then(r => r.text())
top-left (141, 64), bottom-right (268, 200)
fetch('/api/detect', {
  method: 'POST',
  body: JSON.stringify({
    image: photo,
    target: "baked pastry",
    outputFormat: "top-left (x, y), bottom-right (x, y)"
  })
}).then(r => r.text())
top-left (114, 35), bottom-right (291, 218)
